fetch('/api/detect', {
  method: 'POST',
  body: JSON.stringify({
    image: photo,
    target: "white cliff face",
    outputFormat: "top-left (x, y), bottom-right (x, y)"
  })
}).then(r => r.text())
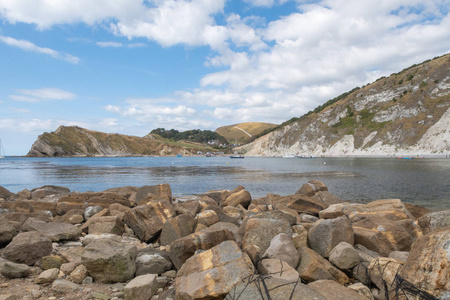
top-left (240, 55), bottom-right (450, 157)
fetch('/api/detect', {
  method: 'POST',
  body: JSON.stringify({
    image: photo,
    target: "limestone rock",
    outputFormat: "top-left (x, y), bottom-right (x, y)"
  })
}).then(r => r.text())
top-left (84, 205), bottom-right (104, 220)
top-left (174, 200), bottom-right (200, 216)
top-left (21, 217), bottom-right (81, 242)
top-left (175, 240), bottom-right (254, 300)
top-left (388, 251), bottom-right (409, 263)
top-left (40, 255), bottom-right (66, 270)
top-left (319, 203), bottom-right (347, 219)
top-left (135, 248), bottom-right (172, 276)
top-left (35, 268), bottom-right (59, 284)
top-left (276, 194), bottom-right (327, 216)
top-left (308, 216), bottom-right (354, 258)
top-left (329, 242), bottom-right (360, 270)
top-left (0, 261), bottom-right (32, 278)
top-left (135, 184), bottom-right (172, 205)
top-left (296, 180), bottom-right (328, 197)
top-left (257, 259), bottom-right (300, 282)
top-left (296, 247), bottom-right (349, 285)
top-left (348, 283), bottom-right (374, 300)
top-left (69, 264), bottom-right (88, 284)
top-left (344, 199), bottom-right (415, 222)
top-left (0, 217), bottom-right (18, 246)
top-left (51, 279), bottom-right (80, 294)
top-left (417, 209), bottom-right (450, 234)
top-left (81, 239), bottom-right (137, 283)
top-left (88, 216), bottom-right (125, 236)
top-left (308, 280), bottom-right (367, 300)
top-left (226, 276), bottom-right (326, 300)
top-left (123, 198), bottom-right (176, 242)
top-left (312, 191), bottom-right (342, 206)
top-left (399, 228), bottom-right (450, 299)
top-left (169, 228), bottom-right (234, 270)
top-left (159, 214), bottom-right (196, 246)
top-left (196, 209), bottom-right (219, 227)
top-left (2, 231), bottom-right (52, 265)
top-left (352, 217), bottom-right (421, 256)
top-left (368, 257), bottom-right (403, 299)
top-left (222, 189), bottom-right (252, 208)
top-left (206, 222), bottom-right (242, 246)
top-left (0, 186), bottom-right (14, 199)
top-left (124, 274), bottom-right (158, 300)
top-left (262, 233), bottom-right (299, 268)
top-left (57, 192), bottom-right (131, 215)
top-left (242, 217), bottom-right (293, 265)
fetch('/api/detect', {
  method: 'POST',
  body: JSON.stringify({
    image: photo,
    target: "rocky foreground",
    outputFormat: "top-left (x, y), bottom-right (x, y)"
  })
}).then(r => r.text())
top-left (0, 182), bottom-right (449, 300)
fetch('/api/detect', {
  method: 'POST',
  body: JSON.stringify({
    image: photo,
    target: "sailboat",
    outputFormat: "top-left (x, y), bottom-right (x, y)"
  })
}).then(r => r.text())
top-left (0, 139), bottom-right (5, 159)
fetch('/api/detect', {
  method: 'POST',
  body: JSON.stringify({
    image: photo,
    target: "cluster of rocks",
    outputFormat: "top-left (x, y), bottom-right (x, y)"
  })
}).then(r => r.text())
top-left (0, 181), bottom-right (449, 300)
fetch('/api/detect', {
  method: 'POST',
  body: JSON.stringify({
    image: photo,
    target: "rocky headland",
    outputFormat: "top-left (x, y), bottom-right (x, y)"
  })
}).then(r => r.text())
top-left (0, 182), bottom-right (448, 300)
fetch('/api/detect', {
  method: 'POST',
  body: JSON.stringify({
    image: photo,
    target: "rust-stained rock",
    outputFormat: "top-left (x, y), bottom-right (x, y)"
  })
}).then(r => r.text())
top-left (308, 280), bottom-right (367, 300)
top-left (160, 214), bottom-right (197, 246)
top-left (123, 198), bottom-right (176, 243)
top-left (221, 189), bottom-right (252, 208)
top-left (175, 240), bottom-right (254, 300)
top-left (135, 184), bottom-right (172, 205)
top-left (399, 228), bottom-right (450, 299)
top-left (169, 228), bottom-right (235, 270)
top-left (275, 194), bottom-right (327, 216)
top-left (88, 216), bottom-right (125, 236)
top-left (56, 192), bottom-right (131, 215)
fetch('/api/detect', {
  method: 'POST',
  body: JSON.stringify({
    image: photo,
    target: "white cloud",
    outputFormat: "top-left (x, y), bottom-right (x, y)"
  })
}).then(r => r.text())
top-left (0, 35), bottom-right (80, 63)
top-left (10, 88), bottom-right (76, 102)
top-left (96, 41), bottom-right (123, 48)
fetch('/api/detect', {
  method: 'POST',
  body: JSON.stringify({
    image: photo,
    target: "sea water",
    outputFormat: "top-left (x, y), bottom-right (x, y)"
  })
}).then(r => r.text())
top-left (0, 156), bottom-right (448, 211)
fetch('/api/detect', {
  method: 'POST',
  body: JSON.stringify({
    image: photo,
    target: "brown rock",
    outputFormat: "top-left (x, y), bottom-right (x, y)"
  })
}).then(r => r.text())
top-left (69, 264), bottom-right (88, 284)
top-left (222, 189), bottom-right (252, 208)
top-left (276, 194), bottom-right (327, 216)
top-left (352, 217), bottom-right (421, 256)
top-left (123, 198), bottom-right (175, 242)
top-left (0, 217), bottom-right (18, 246)
top-left (124, 274), bottom-right (158, 300)
top-left (135, 184), bottom-right (172, 205)
top-left (57, 192), bottom-right (131, 215)
top-left (258, 259), bottom-right (300, 282)
top-left (169, 228), bottom-right (235, 270)
top-left (35, 268), bottom-right (59, 285)
top-left (174, 200), bottom-right (200, 216)
top-left (399, 228), bottom-right (450, 299)
top-left (308, 280), bottom-right (367, 300)
top-left (160, 214), bottom-right (196, 246)
top-left (0, 186), bottom-right (14, 199)
top-left (40, 255), bottom-right (66, 270)
top-left (21, 217), bottom-right (81, 242)
top-left (296, 247), bottom-right (349, 285)
top-left (175, 240), bottom-right (254, 300)
top-left (417, 209), bottom-right (450, 234)
top-left (308, 216), bottom-right (354, 258)
top-left (88, 216), bottom-right (125, 236)
top-left (368, 257), bottom-right (403, 299)
top-left (262, 233), bottom-right (299, 268)
top-left (2, 231), bottom-right (52, 265)
top-left (196, 209), bottom-right (219, 227)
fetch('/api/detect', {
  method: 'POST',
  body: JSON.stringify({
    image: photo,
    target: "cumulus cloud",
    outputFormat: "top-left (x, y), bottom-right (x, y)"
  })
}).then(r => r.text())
top-left (0, 35), bottom-right (80, 63)
top-left (10, 88), bottom-right (76, 102)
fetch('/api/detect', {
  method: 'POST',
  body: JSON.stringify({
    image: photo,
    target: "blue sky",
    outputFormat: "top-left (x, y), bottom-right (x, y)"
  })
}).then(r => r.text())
top-left (1, 0), bottom-right (450, 155)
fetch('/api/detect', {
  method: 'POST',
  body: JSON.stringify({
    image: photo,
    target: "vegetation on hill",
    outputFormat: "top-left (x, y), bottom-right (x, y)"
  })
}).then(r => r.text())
top-left (150, 128), bottom-right (227, 144)
top-left (215, 122), bottom-right (277, 144)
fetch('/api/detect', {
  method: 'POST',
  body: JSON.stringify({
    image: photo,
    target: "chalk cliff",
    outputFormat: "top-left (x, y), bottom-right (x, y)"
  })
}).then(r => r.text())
top-left (241, 54), bottom-right (450, 156)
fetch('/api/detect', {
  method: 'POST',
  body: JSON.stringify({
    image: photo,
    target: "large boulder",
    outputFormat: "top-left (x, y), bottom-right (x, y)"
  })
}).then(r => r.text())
top-left (2, 231), bottom-right (52, 265)
top-left (81, 239), bottom-right (137, 283)
top-left (0, 186), bottom-right (14, 199)
top-left (328, 242), bottom-right (360, 270)
top-left (257, 259), bottom-right (300, 282)
top-left (21, 218), bottom-right (81, 241)
top-left (262, 233), bottom-right (299, 268)
top-left (135, 248), bottom-right (173, 276)
top-left (312, 191), bottom-right (342, 206)
top-left (345, 199), bottom-right (414, 222)
top-left (296, 180), bottom-right (328, 197)
top-left (242, 217), bottom-right (293, 265)
top-left (31, 185), bottom-right (70, 200)
top-left (123, 198), bottom-right (176, 242)
top-left (0, 261), bottom-right (32, 278)
top-left (0, 217), bottom-right (18, 246)
top-left (160, 214), bottom-right (196, 246)
top-left (352, 217), bottom-right (421, 257)
top-left (124, 274), bottom-right (158, 300)
top-left (296, 247), bottom-right (349, 285)
top-left (226, 276), bottom-right (327, 300)
top-left (398, 228), bottom-right (450, 299)
top-left (308, 216), bottom-right (354, 258)
top-left (57, 192), bottom-right (132, 215)
top-left (135, 184), bottom-right (172, 205)
top-left (275, 194), bottom-right (327, 216)
top-left (368, 257), bottom-right (404, 299)
top-left (88, 216), bottom-right (125, 236)
top-left (417, 209), bottom-right (450, 234)
top-left (169, 228), bottom-right (235, 270)
top-left (221, 189), bottom-right (252, 208)
top-left (308, 280), bottom-right (367, 300)
top-left (175, 240), bottom-right (254, 300)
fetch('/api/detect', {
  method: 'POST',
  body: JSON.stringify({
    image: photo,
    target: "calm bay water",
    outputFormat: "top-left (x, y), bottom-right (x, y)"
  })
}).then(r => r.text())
top-left (0, 156), bottom-right (449, 210)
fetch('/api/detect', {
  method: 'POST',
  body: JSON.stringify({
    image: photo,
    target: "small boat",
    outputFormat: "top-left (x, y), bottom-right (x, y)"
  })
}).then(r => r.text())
top-left (176, 154), bottom-right (183, 157)
top-left (0, 139), bottom-right (5, 159)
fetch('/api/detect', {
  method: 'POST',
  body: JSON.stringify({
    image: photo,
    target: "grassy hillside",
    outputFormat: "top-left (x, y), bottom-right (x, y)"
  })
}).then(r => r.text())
top-left (216, 122), bottom-right (277, 144)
